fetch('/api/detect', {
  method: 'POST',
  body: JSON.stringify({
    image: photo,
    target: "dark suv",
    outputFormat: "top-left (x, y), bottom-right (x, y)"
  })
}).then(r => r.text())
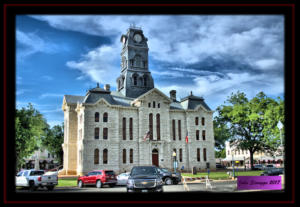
top-left (126, 166), bottom-right (163, 193)
top-left (157, 168), bottom-right (181, 185)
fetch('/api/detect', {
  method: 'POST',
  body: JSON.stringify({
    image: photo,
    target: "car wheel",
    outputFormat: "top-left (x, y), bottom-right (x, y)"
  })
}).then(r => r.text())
top-left (29, 181), bottom-right (37, 191)
top-left (47, 186), bottom-right (54, 191)
top-left (96, 180), bottom-right (102, 188)
top-left (165, 177), bottom-right (173, 185)
top-left (78, 180), bottom-right (84, 188)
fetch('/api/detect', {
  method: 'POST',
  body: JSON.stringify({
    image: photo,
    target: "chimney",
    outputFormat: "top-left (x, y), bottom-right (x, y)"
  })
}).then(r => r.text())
top-left (170, 90), bottom-right (177, 102)
top-left (104, 84), bottom-right (110, 91)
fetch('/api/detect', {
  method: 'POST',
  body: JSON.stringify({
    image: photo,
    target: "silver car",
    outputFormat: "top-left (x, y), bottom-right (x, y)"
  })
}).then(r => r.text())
top-left (116, 172), bottom-right (130, 185)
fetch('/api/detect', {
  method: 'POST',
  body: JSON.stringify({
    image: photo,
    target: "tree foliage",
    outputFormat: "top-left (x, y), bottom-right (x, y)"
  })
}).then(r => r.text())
top-left (15, 103), bottom-right (48, 170)
top-left (215, 91), bottom-right (284, 169)
top-left (42, 124), bottom-right (64, 164)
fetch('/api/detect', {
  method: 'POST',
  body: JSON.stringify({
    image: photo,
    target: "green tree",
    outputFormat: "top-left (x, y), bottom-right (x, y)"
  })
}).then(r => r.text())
top-left (216, 91), bottom-right (284, 169)
top-left (213, 119), bottom-right (231, 158)
top-left (42, 124), bottom-right (64, 164)
top-left (15, 103), bottom-right (48, 170)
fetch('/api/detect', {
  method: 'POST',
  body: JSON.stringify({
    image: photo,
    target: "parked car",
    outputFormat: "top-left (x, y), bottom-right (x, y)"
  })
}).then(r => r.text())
top-left (216, 164), bottom-right (227, 169)
top-left (117, 172), bottom-right (130, 185)
top-left (77, 170), bottom-right (117, 188)
top-left (265, 164), bottom-right (276, 169)
top-left (157, 168), bottom-right (181, 185)
top-left (127, 166), bottom-right (163, 192)
top-left (15, 169), bottom-right (58, 191)
top-left (253, 164), bottom-right (265, 170)
top-left (261, 168), bottom-right (284, 176)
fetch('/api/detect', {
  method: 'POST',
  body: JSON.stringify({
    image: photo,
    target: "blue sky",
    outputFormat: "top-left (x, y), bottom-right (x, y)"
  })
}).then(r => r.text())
top-left (16, 15), bottom-right (284, 127)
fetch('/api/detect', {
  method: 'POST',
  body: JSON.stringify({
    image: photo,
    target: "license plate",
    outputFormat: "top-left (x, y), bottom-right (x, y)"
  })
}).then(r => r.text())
top-left (142, 189), bottom-right (148, 192)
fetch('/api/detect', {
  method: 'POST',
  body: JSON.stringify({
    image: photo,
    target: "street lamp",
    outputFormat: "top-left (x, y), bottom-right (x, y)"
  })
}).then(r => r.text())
top-left (172, 151), bottom-right (177, 173)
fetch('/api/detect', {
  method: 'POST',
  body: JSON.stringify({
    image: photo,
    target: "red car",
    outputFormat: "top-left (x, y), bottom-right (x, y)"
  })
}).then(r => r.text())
top-left (77, 170), bottom-right (117, 188)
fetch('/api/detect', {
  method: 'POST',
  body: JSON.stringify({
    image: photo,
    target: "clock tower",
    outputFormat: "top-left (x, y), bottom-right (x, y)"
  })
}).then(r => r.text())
top-left (116, 26), bottom-right (154, 98)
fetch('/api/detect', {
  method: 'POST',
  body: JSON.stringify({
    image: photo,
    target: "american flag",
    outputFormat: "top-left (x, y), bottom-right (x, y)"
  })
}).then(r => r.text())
top-left (185, 131), bottom-right (189, 143)
top-left (143, 131), bottom-right (150, 141)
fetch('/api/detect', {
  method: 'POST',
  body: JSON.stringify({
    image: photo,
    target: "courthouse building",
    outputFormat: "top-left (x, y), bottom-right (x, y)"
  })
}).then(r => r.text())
top-left (61, 26), bottom-right (216, 175)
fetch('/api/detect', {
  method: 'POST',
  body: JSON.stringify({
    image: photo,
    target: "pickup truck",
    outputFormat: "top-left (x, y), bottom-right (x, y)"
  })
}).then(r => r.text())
top-left (16, 169), bottom-right (58, 191)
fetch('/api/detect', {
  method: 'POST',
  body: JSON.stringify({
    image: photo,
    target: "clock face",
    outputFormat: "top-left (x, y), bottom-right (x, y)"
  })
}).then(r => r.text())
top-left (134, 34), bottom-right (142, 43)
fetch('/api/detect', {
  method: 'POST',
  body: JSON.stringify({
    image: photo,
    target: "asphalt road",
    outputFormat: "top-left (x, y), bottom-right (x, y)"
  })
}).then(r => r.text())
top-left (16, 181), bottom-right (238, 193)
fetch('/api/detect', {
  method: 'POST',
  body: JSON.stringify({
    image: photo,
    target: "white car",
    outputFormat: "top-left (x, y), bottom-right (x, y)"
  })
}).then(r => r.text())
top-left (116, 172), bottom-right (130, 185)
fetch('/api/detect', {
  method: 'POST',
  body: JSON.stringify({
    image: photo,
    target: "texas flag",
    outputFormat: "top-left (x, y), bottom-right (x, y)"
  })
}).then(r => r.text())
top-left (185, 131), bottom-right (189, 143)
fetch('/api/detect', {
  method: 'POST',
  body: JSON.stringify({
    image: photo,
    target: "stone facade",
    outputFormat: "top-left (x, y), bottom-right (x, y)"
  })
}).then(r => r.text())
top-left (61, 26), bottom-right (216, 175)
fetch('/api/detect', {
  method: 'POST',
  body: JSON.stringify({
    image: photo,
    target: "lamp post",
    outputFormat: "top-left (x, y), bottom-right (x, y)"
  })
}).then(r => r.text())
top-left (172, 151), bottom-right (177, 173)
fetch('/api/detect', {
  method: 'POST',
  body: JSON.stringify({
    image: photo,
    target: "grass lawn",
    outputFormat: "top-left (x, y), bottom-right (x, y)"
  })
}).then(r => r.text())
top-left (57, 178), bottom-right (78, 187)
top-left (182, 170), bottom-right (264, 180)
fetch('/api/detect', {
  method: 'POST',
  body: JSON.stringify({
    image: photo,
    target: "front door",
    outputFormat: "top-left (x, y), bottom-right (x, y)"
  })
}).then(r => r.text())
top-left (152, 149), bottom-right (159, 167)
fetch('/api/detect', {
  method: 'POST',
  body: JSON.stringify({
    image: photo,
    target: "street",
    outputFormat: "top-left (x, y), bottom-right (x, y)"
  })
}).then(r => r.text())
top-left (16, 181), bottom-right (238, 193)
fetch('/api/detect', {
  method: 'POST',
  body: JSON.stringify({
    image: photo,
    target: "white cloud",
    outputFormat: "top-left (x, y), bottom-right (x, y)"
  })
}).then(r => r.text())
top-left (39, 93), bottom-right (64, 99)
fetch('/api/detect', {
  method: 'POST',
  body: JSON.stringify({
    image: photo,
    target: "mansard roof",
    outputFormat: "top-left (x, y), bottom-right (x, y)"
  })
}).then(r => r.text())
top-left (64, 95), bottom-right (85, 104)
top-left (180, 93), bottom-right (212, 111)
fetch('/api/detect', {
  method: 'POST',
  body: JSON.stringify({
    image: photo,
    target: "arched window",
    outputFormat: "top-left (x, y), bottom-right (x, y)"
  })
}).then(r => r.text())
top-left (153, 101), bottom-right (155, 108)
top-left (133, 76), bottom-right (137, 86)
top-left (156, 114), bottom-right (160, 141)
top-left (95, 112), bottom-right (99, 122)
top-left (172, 120), bottom-right (176, 140)
top-left (202, 117), bottom-right (205, 126)
top-left (179, 148), bottom-right (183, 162)
top-left (149, 113), bottom-right (153, 140)
top-left (148, 102), bottom-right (151, 108)
top-left (130, 149), bottom-right (133, 163)
top-left (129, 118), bottom-right (133, 140)
top-left (103, 149), bottom-right (108, 164)
top-left (122, 117), bottom-right (126, 140)
top-left (195, 117), bottom-right (199, 125)
top-left (203, 148), bottom-right (207, 161)
top-left (103, 128), bottom-right (108, 140)
top-left (197, 148), bottom-right (200, 162)
top-left (94, 149), bottom-right (99, 164)
top-left (196, 130), bottom-right (200, 140)
top-left (202, 130), bottom-right (206, 140)
top-left (103, 112), bottom-right (108, 122)
top-left (95, 128), bottom-right (99, 139)
top-left (158, 103), bottom-right (160, 108)
top-left (178, 120), bottom-right (181, 140)
top-left (123, 149), bottom-right (126, 164)
top-left (143, 76), bottom-right (147, 86)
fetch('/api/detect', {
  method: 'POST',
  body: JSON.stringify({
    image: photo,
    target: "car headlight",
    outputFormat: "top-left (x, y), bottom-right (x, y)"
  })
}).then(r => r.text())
top-left (156, 178), bottom-right (163, 185)
top-left (127, 179), bottom-right (134, 187)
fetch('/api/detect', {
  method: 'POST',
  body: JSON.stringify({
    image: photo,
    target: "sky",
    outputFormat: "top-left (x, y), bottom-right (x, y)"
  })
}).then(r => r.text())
top-left (16, 15), bottom-right (284, 128)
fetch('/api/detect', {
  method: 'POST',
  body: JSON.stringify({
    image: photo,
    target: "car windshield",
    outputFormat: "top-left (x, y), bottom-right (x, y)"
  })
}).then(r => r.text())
top-left (105, 171), bottom-right (115, 175)
top-left (160, 168), bottom-right (169, 173)
top-left (29, 170), bottom-right (44, 176)
top-left (131, 167), bottom-right (157, 176)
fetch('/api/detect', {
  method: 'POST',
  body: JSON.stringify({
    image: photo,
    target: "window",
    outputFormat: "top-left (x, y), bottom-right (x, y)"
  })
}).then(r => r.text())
top-left (178, 120), bottom-right (181, 140)
top-left (95, 112), bottom-right (99, 122)
top-left (129, 118), bottom-right (133, 140)
top-left (133, 76), bottom-right (137, 86)
top-left (197, 148), bottom-right (200, 162)
top-left (238, 150), bottom-right (240, 155)
top-left (202, 117), bottom-right (205, 126)
top-left (130, 149), bottom-right (133, 163)
top-left (80, 114), bottom-right (82, 124)
top-left (143, 76), bottom-right (147, 86)
top-left (153, 101), bottom-right (155, 108)
top-left (103, 128), bottom-right (108, 140)
top-left (228, 150), bottom-right (230, 155)
top-left (202, 130), bottom-right (206, 140)
top-left (122, 118), bottom-right (126, 140)
top-left (195, 117), bottom-right (199, 125)
top-left (148, 102), bottom-right (151, 108)
top-left (103, 112), bottom-right (108, 122)
top-left (179, 148), bottom-right (182, 162)
top-left (149, 113), bottom-right (153, 140)
top-left (95, 128), bottom-right (99, 139)
top-left (156, 114), bottom-right (160, 141)
top-left (123, 149), bottom-right (126, 164)
top-left (94, 149), bottom-right (99, 164)
top-left (103, 149), bottom-right (108, 164)
top-left (172, 120), bottom-right (176, 140)
top-left (196, 130), bottom-right (199, 140)
top-left (203, 148), bottom-right (207, 161)
top-left (158, 103), bottom-right (160, 108)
